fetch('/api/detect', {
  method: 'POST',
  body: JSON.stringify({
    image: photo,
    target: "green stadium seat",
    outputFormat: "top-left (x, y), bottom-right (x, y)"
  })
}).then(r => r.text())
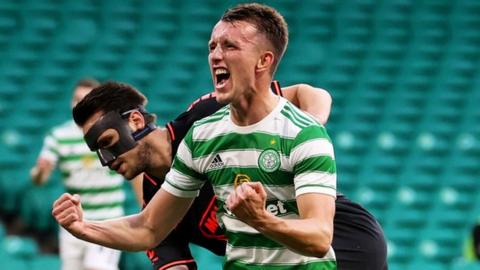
top-left (387, 227), bottom-right (417, 246)
top-left (20, 183), bottom-right (64, 231)
top-left (120, 251), bottom-right (152, 270)
top-left (358, 169), bottom-right (397, 192)
top-left (432, 208), bottom-right (470, 229)
top-left (396, 186), bottom-right (432, 209)
top-left (2, 63), bottom-right (28, 82)
top-left (2, 235), bottom-right (38, 258)
top-left (388, 262), bottom-right (406, 270)
top-left (387, 206), bottom-right (427, 230)
top-left (354, 187), bottom-right (392, 211)
top-left (62, 18), bottom-right (97, 49)
top-left (447, 171), bottom-right (479, 193)
top-left (30, 254), bottom-right (61, 270)
top-left (0, 255), bottom-right (28, 270)
top-left (0, 146), bottom-right (22, 169)
top-left (399, 170), bottom-right (438, 191)
top-left (141, 1), bottom-right (176, 19)
top-left (10, 113), bottom-right (44, 136)
top-left (387, 238), bottom-right (413, 264)
top-left (0, 170), bottom-right (30, 213)
top-left (26, 15), bottom-right (57, 35)
top-left (0, 222), bottom-right (5, 240)
top-left (438, 187), bottom-right (474, 210)
top-left (11, 46), bottom-right (40, 68)
top-left (417, 226), bottom-right (463, 263)
top-left (0, 12), bottom-right (17, 34)
top-left (190, 244), bottom-right (223, 270)
top-left (336, 171), bottom-right (357, 196)
top-left (451, 260), bottom-right (480, 270)
top-left (407, 260), bottom-right (448, 270)
top-left (0, 79), bottom-right (21, 100)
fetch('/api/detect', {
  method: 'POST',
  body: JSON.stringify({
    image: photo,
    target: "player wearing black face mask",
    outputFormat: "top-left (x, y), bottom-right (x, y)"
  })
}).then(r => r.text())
top-left (83, 108), bottom-right (156, 166)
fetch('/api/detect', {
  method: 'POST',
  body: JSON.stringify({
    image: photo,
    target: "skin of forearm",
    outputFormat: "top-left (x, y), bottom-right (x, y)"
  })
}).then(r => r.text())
top-left (72, 189), bottom-right (194, 252)
top-left (77, 213), bottom-right (160, 252)
top-left (250, 212), bottom-right (333, 257)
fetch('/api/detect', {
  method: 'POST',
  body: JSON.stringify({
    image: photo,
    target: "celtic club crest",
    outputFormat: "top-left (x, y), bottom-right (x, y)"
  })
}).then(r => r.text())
top-left (258, 148), bottom-right (281, 172)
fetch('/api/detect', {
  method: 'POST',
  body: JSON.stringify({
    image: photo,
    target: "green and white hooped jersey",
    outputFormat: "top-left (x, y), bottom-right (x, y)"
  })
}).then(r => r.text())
top-left (163, 97), bottom-right (337, 270)
top-left (40, 121), bottom-right (125, 220)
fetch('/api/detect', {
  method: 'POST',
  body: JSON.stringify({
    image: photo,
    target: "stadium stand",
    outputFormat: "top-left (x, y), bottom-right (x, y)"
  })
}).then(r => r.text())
top-left (0, 0), bottom-right (479, 269)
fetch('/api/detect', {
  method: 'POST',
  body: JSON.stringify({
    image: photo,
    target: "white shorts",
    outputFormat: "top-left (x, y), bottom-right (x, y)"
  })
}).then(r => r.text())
top-left (59, 228), bottom-right (121, 270)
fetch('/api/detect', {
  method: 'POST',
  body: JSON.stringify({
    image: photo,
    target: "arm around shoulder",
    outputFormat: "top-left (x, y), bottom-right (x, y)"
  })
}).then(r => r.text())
top-left (282, 84), bottom-right (332, 125)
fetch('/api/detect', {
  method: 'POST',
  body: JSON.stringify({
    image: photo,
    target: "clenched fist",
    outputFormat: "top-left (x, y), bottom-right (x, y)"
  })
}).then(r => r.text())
top-left (52, 193), bottom-right (85, 236)
top-left (226, 182), bottom-right (268, 226)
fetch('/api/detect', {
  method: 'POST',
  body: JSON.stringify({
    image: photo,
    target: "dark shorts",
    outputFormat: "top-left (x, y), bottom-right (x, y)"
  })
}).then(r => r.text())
top-left (333, 194), bottom-right (388, 270)
top-left (145, 183), bottom-right (226, 270)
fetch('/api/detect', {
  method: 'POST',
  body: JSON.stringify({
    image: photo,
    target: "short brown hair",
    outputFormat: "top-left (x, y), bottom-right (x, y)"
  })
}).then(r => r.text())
top-left (221, 3), bottom-right (288, 75)
top-left (72, 81), bottom-right (156, 126)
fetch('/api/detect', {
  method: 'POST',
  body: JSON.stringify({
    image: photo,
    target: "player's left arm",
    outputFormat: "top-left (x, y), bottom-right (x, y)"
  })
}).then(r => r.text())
top-left (228, 184), bottom-right (334, 257)
top-left (282, 84), bottom-right (332, 125)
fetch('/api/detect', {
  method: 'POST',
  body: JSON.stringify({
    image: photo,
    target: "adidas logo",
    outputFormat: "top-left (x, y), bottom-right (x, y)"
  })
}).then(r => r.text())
top-left (209, 154), bottom-right (225, 169)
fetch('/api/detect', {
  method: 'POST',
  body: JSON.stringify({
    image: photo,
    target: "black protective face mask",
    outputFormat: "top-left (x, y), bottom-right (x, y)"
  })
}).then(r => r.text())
top-left (84, 109), bottom-right (156, 166)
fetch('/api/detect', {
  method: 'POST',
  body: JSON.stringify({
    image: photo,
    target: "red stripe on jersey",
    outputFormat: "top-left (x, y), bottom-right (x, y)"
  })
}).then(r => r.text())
top-left (158, 259), bottom-right (196, 270)
top-left (271, 80), bottom-right (283, 97)
top-left (144, 173), bottom-right (158, 186)
top-left (187, 92), bottom-right (216, 111)
top-left (166, 123), bottom-right (176, 141)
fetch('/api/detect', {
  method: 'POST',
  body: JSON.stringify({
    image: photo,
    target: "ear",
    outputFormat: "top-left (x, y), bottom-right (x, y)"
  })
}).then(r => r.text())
top-left (128, 111), bottom-right (146, 131)
top-left (256, 51), bottom-right (274, 73)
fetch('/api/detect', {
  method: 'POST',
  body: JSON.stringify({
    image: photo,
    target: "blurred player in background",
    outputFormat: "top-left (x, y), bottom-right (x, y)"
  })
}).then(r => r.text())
top-left (30, 78), bottom-right (135, 270)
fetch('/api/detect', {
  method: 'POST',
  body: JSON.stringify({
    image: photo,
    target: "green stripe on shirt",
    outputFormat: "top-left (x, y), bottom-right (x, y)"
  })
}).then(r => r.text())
top-left (225, 259), bottom-right (337, 270)
top-left (294, 156), bottom-right (336, 175)
top-left (193, 132), bottom-right (295, 158)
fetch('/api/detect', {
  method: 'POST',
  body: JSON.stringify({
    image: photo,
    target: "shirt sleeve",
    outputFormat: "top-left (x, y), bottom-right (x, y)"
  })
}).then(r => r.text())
top-left (290, 125), bottom-right (337, 198)
top-left (161, 127), bottom-right (206, 198)
top-left (38, 132), bottom-right (59, 165)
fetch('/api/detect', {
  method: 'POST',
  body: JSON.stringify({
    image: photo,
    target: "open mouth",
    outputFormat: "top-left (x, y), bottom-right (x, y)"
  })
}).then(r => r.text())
top-left (215, 68), bottom-right (230, 88)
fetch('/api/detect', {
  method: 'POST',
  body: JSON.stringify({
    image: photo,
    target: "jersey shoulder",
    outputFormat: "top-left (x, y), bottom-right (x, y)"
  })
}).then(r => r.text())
top-left (166, 92), bottom-right (225, 155)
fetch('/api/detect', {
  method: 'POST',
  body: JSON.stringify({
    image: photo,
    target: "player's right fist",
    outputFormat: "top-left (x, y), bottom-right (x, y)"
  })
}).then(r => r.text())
top-left (52, 193), bottom-right (84, 236)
